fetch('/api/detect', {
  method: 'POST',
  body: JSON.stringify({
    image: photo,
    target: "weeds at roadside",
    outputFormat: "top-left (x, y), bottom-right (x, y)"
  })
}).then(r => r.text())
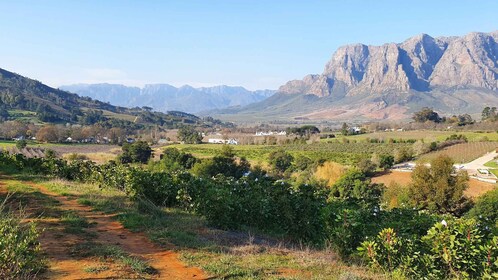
top-left (60, 211), bottom-right (97, 238)
top-left (70, 241), bottom-right (157, 275)
top-left (83, 265), bottom-right (109, 274)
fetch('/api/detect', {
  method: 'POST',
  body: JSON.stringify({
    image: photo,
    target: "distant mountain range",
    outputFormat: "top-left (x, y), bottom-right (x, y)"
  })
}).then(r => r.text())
top-left (60, 84), bottom-right (275, 114)
top-left (0, 67), bottom-right (210, 127)
top-left (211, 31), bottom-right (498, 122)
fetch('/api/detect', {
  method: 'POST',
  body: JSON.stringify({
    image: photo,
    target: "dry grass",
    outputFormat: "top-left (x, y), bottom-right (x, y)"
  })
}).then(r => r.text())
top-left (314, 162), bottom-right (347, 186)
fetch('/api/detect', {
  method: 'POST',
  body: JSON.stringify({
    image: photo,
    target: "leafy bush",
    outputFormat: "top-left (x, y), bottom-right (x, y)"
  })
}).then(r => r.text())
top-left (268, 149), bottom-right (294, 173)
top-left (155, 147), bottom-right (197, 171)
top-left (329, 169), bottom-right (384, 207)
top-left (118, 141), bottom-right (153, 164)
top-left (467, 188), bottom-right (498, 232)
top-left (359, 218), bottom-right (498, 279)
top-left (382, 182), bottom-right (411, 210)
top-left (192, 146), bottom-right (249, 179)
top-left (0, 198), bottom-right (44, 279)
top-left (15, 139), bottom-right (27, 150)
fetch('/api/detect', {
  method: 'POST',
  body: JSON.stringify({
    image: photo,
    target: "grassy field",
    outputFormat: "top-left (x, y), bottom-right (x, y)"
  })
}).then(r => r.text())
top-left (418, 142), bottom-right (498, 163)
top-left (7, 109), bottom-right (44, 124)
top-left (332, 130), bottom-right (498, 143)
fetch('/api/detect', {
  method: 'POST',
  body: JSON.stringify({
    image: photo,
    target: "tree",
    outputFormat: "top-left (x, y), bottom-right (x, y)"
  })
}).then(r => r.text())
top-left (119, 141), bottom-right (152, 164)
top-left (177, 126), bottom-right (202, 144)
top-left (287, 125), bottom-right (320, 137)
top-left (393, 147), bottom-right (413, 163)
top-left (412, 107), bottom-right (441, 123)
top-left (357, 159), bottom-right (377, 176)
top-left (341, 122), bottom-right (350, 136)
top-left (482, 106), bottom-right (497, 121)
top-left (15, 139), bottom-right (27, 150)
top-left (409, 155), bottom-right (470, 215)
top-left (192, 145), bottom-right (249, 178)
top-left (378, 154), bottom-right (394, 170)
top-left (329, 169), bottom-right (384, 206)
top-left (268, 149), bottom-right (294, 173)
top-left (36, 125), bottom-right (60, 142)
top-left (159, 147), bottom-right (197, 170)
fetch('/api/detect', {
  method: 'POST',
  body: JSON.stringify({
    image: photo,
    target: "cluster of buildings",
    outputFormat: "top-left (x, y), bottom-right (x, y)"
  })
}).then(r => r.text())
top-left (208, 138), bottom-right (238, 145)
top-left (254, 131), bottom-right (287, 136)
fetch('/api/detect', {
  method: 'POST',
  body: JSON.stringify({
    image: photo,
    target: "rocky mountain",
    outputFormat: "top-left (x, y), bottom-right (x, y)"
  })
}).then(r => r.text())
top-left (61, 84), bottom-right (275, 114)
top-left (214, 31), bottom-right (498, 122)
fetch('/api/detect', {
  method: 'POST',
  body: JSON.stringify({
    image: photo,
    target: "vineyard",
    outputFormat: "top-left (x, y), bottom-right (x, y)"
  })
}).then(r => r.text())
top-left (333, 130), bottom-right (498, 142)
top-left (418, 142), bottom-right (498, 163)
top-left (172, 142), bottom-right (414, 166)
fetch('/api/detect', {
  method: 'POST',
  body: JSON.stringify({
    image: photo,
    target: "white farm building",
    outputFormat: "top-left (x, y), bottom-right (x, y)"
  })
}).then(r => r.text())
top-left (208, 138), bottom-right (238, 145)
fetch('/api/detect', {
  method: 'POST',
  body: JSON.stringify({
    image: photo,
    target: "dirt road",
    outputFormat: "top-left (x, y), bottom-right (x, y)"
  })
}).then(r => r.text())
top-left (0, 178), bottom-right (207, 280)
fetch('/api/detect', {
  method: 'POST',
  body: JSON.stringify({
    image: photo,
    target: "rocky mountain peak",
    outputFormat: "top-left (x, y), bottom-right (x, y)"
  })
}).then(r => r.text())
top-left (281, 30), bottom-right (498, 97)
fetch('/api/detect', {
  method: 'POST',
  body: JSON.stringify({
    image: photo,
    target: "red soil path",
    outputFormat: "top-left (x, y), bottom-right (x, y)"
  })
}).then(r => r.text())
top-left (1, 178), bottom-right (207, 280)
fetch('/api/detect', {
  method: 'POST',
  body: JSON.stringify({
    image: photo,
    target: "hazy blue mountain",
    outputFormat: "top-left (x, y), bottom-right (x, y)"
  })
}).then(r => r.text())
top-left (61, 83), bottom-right (275, 113)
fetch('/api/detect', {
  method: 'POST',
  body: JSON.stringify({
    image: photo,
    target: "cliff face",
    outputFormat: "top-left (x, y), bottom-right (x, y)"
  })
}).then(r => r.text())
top-left (279, 31), bottom-right (498, 96)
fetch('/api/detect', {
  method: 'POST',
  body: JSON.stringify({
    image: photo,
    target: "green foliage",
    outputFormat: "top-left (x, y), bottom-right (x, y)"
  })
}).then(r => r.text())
top-left (0, 198), bottom-right (44, 279)
top-left (409, 155), bottom-right (471, 215)
top-left (177, 126), bottom-right (203, 144)
top-left (445, 134), bottom-right (468, 142)
top-left (393, 147), bottom-right (413, 163)
top-left (382, 182), bottom-right (411, 210)
top-left (467, 188), bottom-right (498, 231)
top-left (293, 155), bottom-right (313, 171)
top-left (378, 154), bottom-right (394, 169)
top-left (360, 218), bottom-right (498, 279)
top-left (15, 139), bottom-right (27, 149)
top-left (329, 169), bottom-right (384, 206)
top-left (286, 125), bottom-right (320, 137)
top-left (482, 106), bottom-right (497, 121)
top-left (151, 147), bottom-right (197, 172)
top-left (192, 146), bottom-right (249, 179)
top-left (119, 141), bottom-right (152, 164)
top-left (413, 107), bottom-right (442, 123)
top-left (356, 159), bottom-right (377, 176)
top-left (268, 149), bottom-right (294, 173)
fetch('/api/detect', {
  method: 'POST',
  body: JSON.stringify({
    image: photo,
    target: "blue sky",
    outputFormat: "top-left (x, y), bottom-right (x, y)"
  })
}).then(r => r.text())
top-left (0, 0), bottom-right (497, 90)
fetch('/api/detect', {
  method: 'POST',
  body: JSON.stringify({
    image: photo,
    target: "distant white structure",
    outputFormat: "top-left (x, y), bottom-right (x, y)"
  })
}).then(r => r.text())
top-left (255, 131), bottom-right (286, 136)
top-left (208, 138), bottom-right (238, 145)
top-left (349, 127), bottom-right (362, 134)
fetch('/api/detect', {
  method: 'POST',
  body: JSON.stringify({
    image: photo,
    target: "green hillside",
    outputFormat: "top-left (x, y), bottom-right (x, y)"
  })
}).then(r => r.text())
top-left (0, 68), bottom-right (222, 129)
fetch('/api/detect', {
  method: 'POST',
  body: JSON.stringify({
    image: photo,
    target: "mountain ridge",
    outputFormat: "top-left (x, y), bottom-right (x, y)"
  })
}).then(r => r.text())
top-left (61, 83), bottom-right (275, 114)
top-left (211, 31), bottom-right (498, 122)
